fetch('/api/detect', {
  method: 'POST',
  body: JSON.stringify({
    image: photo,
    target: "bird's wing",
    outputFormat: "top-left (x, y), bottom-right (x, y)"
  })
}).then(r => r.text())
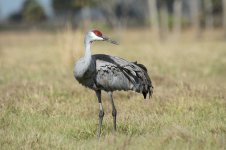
top-left (93, 54), bottom-right (153, 98)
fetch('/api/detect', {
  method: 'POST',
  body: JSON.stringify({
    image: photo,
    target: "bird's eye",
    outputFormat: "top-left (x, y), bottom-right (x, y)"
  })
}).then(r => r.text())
top-left (93, 30), bottom-right (102, 37)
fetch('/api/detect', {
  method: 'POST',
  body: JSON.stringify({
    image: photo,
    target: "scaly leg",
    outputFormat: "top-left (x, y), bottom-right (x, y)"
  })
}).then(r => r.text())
top-left (96, 90), bottom-right (104, 138)
top-left (108, 92), bottom-right (117, 131)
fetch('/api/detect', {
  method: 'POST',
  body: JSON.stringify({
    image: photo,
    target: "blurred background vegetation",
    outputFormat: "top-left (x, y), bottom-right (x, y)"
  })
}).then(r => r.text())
top-left (1, 1), bottom-right (226, 149)
top-left (0, 0), bottom-right (226, 38)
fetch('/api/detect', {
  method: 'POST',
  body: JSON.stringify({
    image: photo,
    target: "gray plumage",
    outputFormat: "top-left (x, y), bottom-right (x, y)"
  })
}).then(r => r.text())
top-left (75, 54), bottom-right (153, 98)
top-left (73, 30), bottom-right (153, 138)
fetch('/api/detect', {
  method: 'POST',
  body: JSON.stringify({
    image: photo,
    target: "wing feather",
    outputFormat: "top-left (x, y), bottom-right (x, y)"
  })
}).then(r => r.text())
top-left (93, 54), bottom-right (153, 98)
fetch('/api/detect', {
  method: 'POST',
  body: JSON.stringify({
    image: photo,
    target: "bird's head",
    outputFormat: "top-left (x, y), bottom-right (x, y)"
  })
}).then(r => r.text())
top-left (86, 30), bottom-right (119, 45)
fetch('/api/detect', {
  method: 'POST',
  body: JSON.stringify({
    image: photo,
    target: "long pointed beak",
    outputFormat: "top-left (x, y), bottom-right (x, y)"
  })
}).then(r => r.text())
top-left (102, 35), bottom-right (119, 45)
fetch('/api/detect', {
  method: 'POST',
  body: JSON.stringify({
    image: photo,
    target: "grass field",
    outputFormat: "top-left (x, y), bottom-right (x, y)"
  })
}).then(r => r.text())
top-left (0, 29), bottom-right (226, 149)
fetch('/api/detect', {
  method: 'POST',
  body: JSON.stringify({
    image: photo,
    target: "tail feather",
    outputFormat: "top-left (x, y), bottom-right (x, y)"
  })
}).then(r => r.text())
top-left (133, 61), bottom-right (148, 72)
top-left (133, 61), bottom-right (153, 99)
top-left (142, 91), bottom-right (147, 99)
top-left (142, 85), bottom-right (153, 99)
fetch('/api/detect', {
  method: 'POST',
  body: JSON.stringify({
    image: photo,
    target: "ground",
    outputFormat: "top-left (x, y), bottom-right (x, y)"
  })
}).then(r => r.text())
top-left (0, 29), bottom-right (226, 149)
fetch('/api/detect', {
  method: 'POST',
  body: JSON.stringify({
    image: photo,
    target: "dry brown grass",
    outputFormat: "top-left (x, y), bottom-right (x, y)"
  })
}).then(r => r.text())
top-left (0, 28), bottom-right (226, 149)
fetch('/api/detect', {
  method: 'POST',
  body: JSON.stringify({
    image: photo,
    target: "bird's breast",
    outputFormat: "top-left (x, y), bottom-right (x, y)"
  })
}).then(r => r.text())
top-left (74, 60), bottom-right (97, 89)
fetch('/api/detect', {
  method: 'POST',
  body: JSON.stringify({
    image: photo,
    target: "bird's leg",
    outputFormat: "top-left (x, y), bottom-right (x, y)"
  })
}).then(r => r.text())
top-left (108, 92), bottom-right (117, 131)
top-left (96, 90), bottom-right (104, 138)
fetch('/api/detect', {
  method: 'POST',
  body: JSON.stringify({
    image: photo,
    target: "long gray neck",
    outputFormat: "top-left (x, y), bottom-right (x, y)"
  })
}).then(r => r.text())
top-left (74, 37), bottom-right (92, 78)
top-left (75, 39), bottom-right (92, 78)
top-left (83, 40), bottom-right (92, 68)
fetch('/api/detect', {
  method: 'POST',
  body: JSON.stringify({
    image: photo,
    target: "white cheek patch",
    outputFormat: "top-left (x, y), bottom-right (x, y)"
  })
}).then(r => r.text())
top-left (90, 32), bottom-right (103, 41)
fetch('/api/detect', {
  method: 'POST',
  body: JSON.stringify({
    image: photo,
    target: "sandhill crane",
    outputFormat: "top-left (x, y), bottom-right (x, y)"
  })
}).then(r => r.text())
top-left (74, 30), bottom-right (153, 137)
